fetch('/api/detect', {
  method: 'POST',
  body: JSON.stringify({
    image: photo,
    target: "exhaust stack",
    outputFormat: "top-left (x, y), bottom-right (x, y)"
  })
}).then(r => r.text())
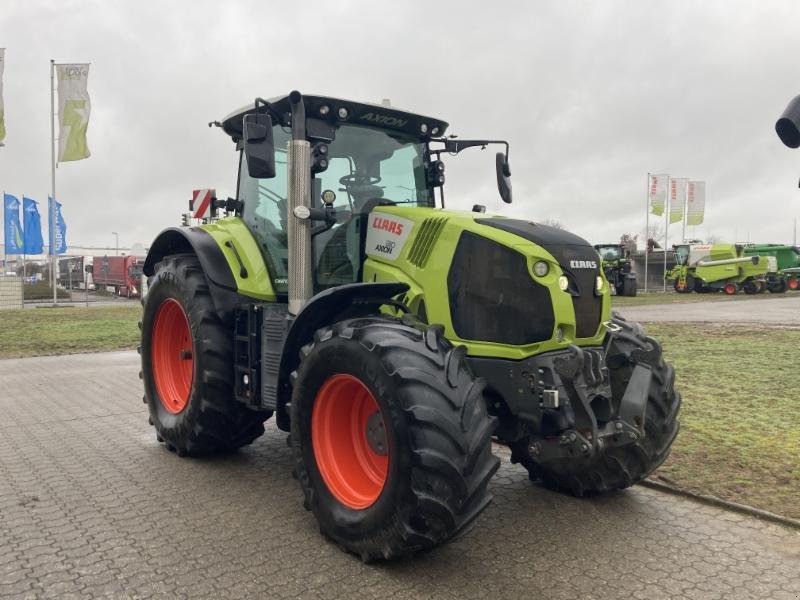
top-left (286, 91), bottom-right (312, 316)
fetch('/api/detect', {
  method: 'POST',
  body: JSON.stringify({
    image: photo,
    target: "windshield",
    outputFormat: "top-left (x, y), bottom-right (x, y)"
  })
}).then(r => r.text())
top-left (674, 245), bottom-right (690, 266)
top-left (596, 246), bottom-right (621, 261)
top-left (239, 123), bottom-right (432, 294)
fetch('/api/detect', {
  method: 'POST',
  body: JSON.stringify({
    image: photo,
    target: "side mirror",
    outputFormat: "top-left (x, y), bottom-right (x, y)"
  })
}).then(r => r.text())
top-left (243, 112), bottom-right (276, 178)
top-left (495, 152), bottom-right (512, 204)
top-left (776, 94), bottom-right (800, 148)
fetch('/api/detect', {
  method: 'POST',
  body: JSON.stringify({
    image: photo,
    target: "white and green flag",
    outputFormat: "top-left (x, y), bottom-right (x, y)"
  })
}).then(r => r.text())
top-left (669, 178), bottom-right (688, 224)
top-left (0, 49), bottom-right (6, 145)
top-left (648, 173), bottom-right (669, 216)
top-left (687, 180), bottom-right (705, 226)
top-left (56, 63), bottom-right (91, 162)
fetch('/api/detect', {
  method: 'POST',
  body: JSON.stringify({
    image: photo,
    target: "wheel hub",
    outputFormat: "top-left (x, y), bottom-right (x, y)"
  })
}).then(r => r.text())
top-left (365, 411), bottom-right (388, 456)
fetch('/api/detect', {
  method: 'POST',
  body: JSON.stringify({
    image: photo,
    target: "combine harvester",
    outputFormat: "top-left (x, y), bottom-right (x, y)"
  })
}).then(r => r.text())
top-left (138, 91), bottom-right (680, 560)
top-left (594, 243), bottom-right (637, 296)
top-left (667, 243), bottom-right (770, 294)
top-left (743, 244), bottom-right (800, 292)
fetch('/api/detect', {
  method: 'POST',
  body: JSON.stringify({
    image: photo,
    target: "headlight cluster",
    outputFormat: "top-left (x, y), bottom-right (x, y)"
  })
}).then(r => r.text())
top-left (533, 261), bottom-right (549, 277)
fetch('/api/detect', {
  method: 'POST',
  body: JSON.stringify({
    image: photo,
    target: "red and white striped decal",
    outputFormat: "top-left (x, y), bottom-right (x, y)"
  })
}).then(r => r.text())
top-left (192, 189), bottom-right (215, 219)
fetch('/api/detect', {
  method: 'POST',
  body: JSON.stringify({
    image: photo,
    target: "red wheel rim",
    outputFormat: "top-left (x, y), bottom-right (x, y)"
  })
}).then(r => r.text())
top-left (151, 298), bottom-right (193, 414)
top-left (724, 283), bottom-right (736, 295)
top-left (311, 374), bottom-right (389, 509)
top-left (790, 279), bottom-right (799, 290)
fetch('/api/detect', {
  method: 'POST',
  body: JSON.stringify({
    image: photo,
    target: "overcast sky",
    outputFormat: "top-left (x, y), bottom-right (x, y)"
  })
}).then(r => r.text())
top-left (2, 0), bottom-right (800, 254)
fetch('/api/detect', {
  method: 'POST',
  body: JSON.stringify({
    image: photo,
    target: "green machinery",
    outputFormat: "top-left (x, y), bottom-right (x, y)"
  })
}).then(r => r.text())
top-left (743, 244), bottom-right (800, 292)
top-left (666, 243), bottom-right (770, 294)
top-left (594, 244), bottom-right (637, 296)
top-left (139, 92), bottom-right (680, 560)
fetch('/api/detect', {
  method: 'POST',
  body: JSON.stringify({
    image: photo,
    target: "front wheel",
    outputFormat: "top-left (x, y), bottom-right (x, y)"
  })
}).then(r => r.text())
top-left (510, 315), bottom-right (680, 496)
top-left (291, 315), bottom-right (499, 561)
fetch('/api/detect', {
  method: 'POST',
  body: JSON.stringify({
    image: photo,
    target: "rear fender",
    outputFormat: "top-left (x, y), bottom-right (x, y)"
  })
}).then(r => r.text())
top-left (144, 227), bottom-right (239, 315)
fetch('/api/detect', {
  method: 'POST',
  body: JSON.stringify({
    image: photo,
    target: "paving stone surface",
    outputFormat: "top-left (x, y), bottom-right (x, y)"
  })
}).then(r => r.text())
top-left (1, 351), bottom-right (799, 599)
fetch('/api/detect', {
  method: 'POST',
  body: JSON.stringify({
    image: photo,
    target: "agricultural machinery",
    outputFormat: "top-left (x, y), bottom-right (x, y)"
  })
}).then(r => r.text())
top-left (666, 243), bottom-right (769, 294)
top-left (139, 92), bottom-right (680, 560)
top-left (743, 244), bottom-right (800, 292)
top-left (594, 244), bottom-right (637, 296)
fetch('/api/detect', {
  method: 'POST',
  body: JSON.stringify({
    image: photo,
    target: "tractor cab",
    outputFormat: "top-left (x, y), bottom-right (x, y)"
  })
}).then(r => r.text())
top-left (595, 244), bottom-right (624, 264)
top-left (219, 93), bottom-right (511, 296)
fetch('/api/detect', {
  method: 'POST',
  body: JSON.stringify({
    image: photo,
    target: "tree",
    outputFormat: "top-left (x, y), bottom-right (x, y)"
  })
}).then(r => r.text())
top-left (541, 217), bottom-right (565, 230)
top-left (15, 261), bottom-right (43, 277)
top-left (619, 233), bottom-right (638, 253)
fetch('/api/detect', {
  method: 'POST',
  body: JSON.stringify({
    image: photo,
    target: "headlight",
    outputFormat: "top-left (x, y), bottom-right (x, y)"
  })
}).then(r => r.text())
top-left (558, 275), bottom-right (569, 291)
top-left (596, 276), bottom-right (605, 292)
top-left (533, 261), bottom-right (549, 277)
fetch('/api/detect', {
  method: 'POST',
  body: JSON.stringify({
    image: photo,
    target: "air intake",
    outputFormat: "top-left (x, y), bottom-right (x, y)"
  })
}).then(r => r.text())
top-left (407, 217), bottom-right (447, 268)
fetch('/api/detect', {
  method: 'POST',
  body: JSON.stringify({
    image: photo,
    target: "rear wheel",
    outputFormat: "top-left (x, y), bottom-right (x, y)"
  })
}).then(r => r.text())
top-left (768, 279), bottom-right (787, 293)
top-left (622, 278), bottom-right (637, 297)
top-left (140, 254), bottom-right (270, 455)
top-left (724, 282), bottom-right (738, 295)
top-left (291, 315), bottom-right (499, 561)
top-left (510, 315), bottom-right (680, 495)
top-left (789, 278), bottom-right (799, 291)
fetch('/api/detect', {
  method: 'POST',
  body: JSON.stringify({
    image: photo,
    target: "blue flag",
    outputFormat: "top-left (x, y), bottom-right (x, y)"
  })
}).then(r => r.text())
top-left (23, 198), bottom-right (44, 255)
top-left (3, 193), bottom-right (24, 254)
top-left (48, 197), bottom-right (68, 255)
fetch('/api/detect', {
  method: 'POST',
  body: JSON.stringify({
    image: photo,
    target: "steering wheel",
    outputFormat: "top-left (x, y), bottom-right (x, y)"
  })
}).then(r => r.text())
top-left (339, 173), bottom-right (382, 187)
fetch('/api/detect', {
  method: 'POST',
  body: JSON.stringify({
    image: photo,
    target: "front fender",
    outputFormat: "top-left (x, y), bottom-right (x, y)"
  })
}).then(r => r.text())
top-left (274, 281), bottom-right (409, 430)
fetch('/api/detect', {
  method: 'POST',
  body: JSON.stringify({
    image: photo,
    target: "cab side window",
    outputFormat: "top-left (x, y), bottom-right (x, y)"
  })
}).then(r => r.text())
top-left (238, 126), bottom-right (291, 293)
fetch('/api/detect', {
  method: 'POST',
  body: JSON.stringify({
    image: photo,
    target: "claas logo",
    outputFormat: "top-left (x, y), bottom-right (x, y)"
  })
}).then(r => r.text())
top-left (372, 217), bottom-right (404, 236)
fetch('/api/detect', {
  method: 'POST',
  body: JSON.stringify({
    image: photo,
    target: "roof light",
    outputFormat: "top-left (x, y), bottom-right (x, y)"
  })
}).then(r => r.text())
top-left (420, 123), bottom-right (428, 134)
top-left (337, 107), bottom-right (348, 119)
top-left (319, 105), bottom-right (330, 116)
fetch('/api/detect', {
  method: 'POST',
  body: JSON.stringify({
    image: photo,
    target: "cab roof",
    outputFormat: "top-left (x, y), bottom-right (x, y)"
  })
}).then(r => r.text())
top-left (220, 93), bottom-right (448, 142)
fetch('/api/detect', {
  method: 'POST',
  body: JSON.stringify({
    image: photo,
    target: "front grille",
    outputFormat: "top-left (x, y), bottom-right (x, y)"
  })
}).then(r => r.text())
top-left (447, 232), bottom-right (554, 345)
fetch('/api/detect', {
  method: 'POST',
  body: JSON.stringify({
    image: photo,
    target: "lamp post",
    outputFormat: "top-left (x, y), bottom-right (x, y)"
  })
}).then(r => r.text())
top-left (112, 232), bottom-right (119, 256)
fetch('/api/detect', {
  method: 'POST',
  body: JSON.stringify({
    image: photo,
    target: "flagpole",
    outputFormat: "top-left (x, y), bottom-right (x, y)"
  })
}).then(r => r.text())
top-left (664, 176), bottom-right (670, 292)
top-left (50, 60), bottom-right (58, 305)
top-left (644, 173), bottom-right (649, 294)
top-left (681, 180), bottom-right (687, 243)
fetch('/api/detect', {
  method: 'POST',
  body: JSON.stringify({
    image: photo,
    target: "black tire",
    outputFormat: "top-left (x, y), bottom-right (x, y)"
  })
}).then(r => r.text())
top-left (139, 253), bottom-right (270, 456)
top-left (510, 314), bottom-right (680, 496)
top-left (291, 315), bottom-right (500, 561)
top-left (768, 279), bottom-right (787, 293)
top-left (622, 278), bottom-right (637, 297)
top-left (743, 281), bottom-right (759, 295)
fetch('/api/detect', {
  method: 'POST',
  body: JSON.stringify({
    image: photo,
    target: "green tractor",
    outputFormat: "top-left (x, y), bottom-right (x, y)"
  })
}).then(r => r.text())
top-left (743, 244), bottom-right (800, 292)
top-left (666, 243), bottom-right (769, 294)
top-left (139, 92), bottom-right (680, 560)
top-left (594, 244), bottom-right (637, 296)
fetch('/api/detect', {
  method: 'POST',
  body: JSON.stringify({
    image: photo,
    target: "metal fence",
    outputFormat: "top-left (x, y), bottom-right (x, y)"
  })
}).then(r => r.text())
top-left (0, 275), bottom-right (24, 310)
top-left (3, 255), bottom-right (145, 306)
